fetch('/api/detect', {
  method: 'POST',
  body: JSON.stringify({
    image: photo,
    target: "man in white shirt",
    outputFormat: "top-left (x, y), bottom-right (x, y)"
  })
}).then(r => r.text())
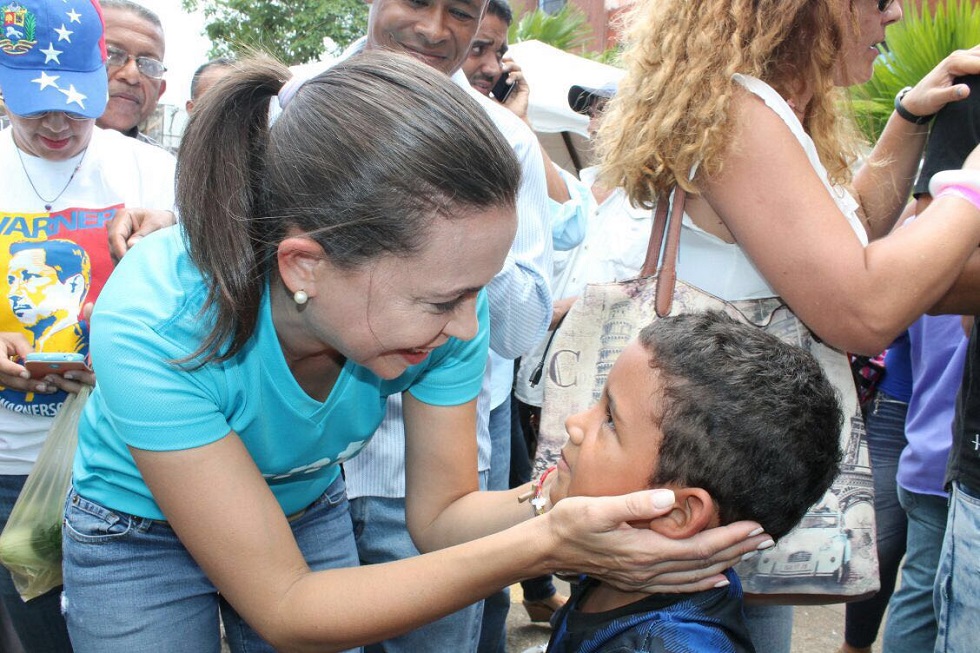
top-left (461, 0), bottom-right (590, 255)
top-left (515, 81), bottom-right (653, 430)
top-left (459, 2), bottom-right (602, 646)
top-left (343, 1), bottom-right (554, 652)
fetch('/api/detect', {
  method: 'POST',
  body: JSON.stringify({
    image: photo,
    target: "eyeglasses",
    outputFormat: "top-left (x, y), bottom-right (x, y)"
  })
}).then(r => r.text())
top-left (16, 110), bottom-right (89, 121)
top-left (877, 0), bottom-right (896, 12)
top-left (106, 45), bottom-right (167, 80)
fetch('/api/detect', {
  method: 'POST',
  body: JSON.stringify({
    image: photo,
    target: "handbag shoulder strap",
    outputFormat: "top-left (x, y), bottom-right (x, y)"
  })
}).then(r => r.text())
top-left (655, 187), bottom-right (687, 317)
top-left (640, 195), bottom-right (670, 278)
top-left (639, 187), bottom-right (688, 318)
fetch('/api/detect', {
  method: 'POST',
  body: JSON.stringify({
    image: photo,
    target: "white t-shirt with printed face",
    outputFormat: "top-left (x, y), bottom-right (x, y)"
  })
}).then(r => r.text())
top-left (0, 126), bottom-right (175, 474)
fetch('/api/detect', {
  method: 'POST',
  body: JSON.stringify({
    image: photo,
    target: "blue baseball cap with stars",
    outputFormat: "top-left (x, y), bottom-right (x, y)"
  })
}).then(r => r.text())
top-left (0, 0), bottom-right (107, 119)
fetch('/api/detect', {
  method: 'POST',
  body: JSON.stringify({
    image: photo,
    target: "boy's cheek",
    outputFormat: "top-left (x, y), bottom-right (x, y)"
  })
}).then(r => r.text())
top-left (550, 474), bottom-right (571, 505)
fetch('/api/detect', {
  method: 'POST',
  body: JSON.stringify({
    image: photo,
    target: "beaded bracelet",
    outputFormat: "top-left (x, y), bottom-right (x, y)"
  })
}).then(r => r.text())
top-left (518, 465), bottom-right (557, 517)
top-left (936, 187), bottom-right (980, 214)
top-left (929, 169), bottom-right (980, 200)
top-left (894, 86), bottom-right (935, 125)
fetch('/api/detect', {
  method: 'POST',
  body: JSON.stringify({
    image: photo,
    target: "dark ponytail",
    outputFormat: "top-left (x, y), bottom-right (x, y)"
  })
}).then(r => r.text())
top-left (175, 55), bottom-right (288, 365)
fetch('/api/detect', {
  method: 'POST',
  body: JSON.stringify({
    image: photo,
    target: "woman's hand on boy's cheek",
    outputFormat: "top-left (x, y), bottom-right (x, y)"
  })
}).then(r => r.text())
top-left (638, 487), bottom-right (719, 538)
top-left (602, 519), bottom-right (774, 594)
top-left (544, 489), bottom-right (772, 594)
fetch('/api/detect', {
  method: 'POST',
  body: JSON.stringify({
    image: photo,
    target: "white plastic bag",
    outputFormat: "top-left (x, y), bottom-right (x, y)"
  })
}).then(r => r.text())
top-left (0, 386), bottom-right (89, 601)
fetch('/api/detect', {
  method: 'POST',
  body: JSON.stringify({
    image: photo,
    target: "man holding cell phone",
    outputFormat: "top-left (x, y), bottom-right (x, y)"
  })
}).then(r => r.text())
top-left (463, 0), bottom-right (519, 106)
top-left (340, 1), bottom-right (554, 651)
top-left (461, 0), bottom-right (593, 229)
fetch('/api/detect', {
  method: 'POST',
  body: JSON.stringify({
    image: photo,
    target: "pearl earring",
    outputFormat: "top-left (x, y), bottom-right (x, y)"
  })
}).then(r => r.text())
top-left (293, 289), bottom-right (308, 305)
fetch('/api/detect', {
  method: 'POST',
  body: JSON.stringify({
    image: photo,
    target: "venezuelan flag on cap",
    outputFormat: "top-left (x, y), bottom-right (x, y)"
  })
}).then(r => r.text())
top-left (0, 0), bottom-right (107, 118)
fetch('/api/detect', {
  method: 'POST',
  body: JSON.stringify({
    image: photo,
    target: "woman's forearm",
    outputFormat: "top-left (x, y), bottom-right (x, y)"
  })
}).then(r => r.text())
top-left (408, 483), bottom-right (540, 553)
top-left (853, 111), bottom-right (930, 241)
top-left (271, 513), bottom-right (556, 652)
top-left (268, 489), bottom-right (769, 652)
top-left (825, 195), bottom-right (980, 353)
top-left (931, 247), bottom-right (980, 316)
top-left (151, 433), bottom-right (768, 653)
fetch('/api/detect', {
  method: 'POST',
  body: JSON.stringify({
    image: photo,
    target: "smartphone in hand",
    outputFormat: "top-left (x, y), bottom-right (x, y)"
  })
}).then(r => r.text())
top-left (24, 352), bottom-right (92, 379)
top-left (491, 74), bottom-right (516, 103)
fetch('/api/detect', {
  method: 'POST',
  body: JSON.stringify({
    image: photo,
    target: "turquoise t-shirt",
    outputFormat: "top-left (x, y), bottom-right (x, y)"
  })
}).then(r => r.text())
top-left (72, 226), bottom-right (490, 519)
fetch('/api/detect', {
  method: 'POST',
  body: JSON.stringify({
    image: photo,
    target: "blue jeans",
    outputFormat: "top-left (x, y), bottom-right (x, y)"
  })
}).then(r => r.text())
top-left (934, 481), bottom-right (980, 653)
top-left (882, 487), bottom-right (948, 653)
top-left (479, 400), bottom-right (512, 653)
top-left (743, 603), bottom-right (793, 653)
top-left (0, 474), bottom-right (72, 653)
top-left (349, 494), bottom-right (484, 653)
top-left (62, 476), bottom-right (361, 653)
top-left (486, 399), bottom-right (512, 496)
top-left (845, 391), bottom-right (910, 647)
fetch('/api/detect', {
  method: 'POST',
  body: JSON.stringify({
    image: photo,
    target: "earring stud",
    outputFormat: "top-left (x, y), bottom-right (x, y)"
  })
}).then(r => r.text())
top-left (293, 289), bottom-right (308, 305)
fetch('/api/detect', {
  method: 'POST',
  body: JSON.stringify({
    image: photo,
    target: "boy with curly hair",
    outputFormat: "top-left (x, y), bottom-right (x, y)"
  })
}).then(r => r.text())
top-left (545, 311), bottom-right (844, 653)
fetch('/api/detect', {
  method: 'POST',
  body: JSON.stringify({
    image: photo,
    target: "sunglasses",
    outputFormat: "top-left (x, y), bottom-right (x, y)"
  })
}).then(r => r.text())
top-left (17, 110), bottom-right (89, 121)
top-left (106, 45), bottom-right (167, 80)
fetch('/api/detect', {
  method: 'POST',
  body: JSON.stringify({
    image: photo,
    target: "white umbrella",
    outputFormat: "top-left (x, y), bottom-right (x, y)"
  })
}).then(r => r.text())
top-left (507, 40), bottom-right (624, 174)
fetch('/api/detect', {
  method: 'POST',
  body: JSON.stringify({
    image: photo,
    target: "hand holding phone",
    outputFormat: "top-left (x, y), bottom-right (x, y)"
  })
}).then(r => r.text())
top-left (491, 73), bottom-right (516, 103)
top-left (24, 352), bottom-right (92, 379)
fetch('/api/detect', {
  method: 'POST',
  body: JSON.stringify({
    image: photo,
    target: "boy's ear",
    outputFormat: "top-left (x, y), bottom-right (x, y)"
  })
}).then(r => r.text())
top-left (647, 488), bottom-right (718, 540)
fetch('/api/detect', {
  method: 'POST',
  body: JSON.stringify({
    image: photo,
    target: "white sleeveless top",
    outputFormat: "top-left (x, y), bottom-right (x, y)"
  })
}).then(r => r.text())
top-left (676, 74), bottom-right (867, 301)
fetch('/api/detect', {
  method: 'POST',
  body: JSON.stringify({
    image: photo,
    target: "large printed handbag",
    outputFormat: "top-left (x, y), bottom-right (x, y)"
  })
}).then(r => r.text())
top-left (534, 188), bottom-right (879, 603)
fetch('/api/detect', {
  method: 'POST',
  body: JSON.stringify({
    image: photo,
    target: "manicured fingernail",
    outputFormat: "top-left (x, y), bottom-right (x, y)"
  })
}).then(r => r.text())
top-left (19, 371), bottom-right (29, 379)
top-left (757, 539), bottom-right (775, 550)
top-left (742, 550), bottom-right (759, 561)
top-left (650, 489), bottom-right (676, 509)
top-left (748, 527), bottom-right (764, 537)
top-left (64, 373), bottom-right (75, 380)
top-left (714, 579), bottom-right (730, 588)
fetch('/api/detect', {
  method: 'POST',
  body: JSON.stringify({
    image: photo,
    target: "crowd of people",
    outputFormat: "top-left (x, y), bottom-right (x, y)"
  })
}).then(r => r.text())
top-left (0, 0), bottom-right (978, 652)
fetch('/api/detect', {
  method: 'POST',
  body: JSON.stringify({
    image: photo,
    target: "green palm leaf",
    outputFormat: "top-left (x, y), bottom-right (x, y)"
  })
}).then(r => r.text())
top-left (852, 0), bottom-right (980, 141)
top-left (509, 6), bottom-right (593, 52)
top-left (508, 6), bottom-right (621, 63)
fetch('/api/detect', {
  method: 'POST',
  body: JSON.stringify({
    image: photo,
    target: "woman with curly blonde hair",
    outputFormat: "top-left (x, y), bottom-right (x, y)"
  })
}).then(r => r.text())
top-left (600, 0), bottom-right (980, 650)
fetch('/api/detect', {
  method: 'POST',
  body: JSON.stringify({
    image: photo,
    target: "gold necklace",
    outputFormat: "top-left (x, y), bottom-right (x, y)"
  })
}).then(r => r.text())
top-left (15, 145), bottom-right (88, 211)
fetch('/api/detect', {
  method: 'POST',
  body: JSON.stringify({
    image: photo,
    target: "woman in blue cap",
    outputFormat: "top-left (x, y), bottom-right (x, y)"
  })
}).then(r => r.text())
top-left (0, 0), bottom-right (175, 649)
